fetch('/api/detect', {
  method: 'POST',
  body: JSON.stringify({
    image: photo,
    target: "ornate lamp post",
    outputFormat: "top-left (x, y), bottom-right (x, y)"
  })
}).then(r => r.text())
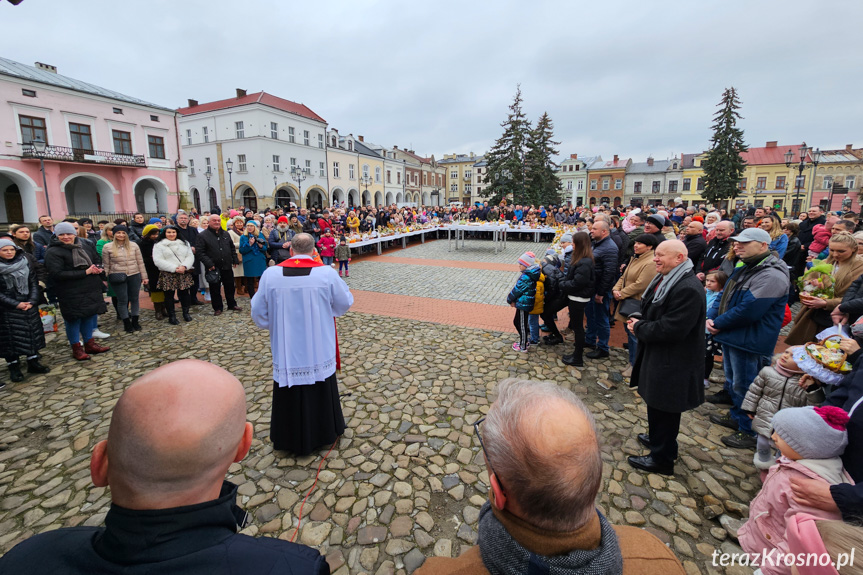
top-left (31, 136), bottom-right (51, 217)
top-left (785, 144), bottom-right (820, 215)
top-left (225, 158), bottom-right (234, 208)
top-left (360, 174), bottom-right (372, 199)
top-left (291, 165), bottom-right (307, 208)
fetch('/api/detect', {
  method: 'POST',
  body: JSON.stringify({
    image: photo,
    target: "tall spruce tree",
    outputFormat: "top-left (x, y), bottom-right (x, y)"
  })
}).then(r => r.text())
top-left (701, 87), bottom-right (748, 207)
top-left (524, 112), bottom-right (561, 206)
top-left (484, 86), bottom-right (530, 205)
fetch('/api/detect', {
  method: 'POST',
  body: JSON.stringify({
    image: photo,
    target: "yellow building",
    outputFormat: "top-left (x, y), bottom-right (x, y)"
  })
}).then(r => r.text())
top-left (439, 152), bottom-right (484, 205)
top-left (680, 152), bottom-right (706, 207)
top-left (737, 142), bottom-right (811, 216)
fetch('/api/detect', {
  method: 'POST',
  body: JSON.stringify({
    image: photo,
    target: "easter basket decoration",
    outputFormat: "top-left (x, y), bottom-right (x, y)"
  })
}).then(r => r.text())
top-left (797, 264), bottom-right (835, 300)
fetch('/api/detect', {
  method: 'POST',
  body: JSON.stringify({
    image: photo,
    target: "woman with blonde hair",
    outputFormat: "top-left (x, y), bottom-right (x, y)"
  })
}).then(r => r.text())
top-left (759, 213), bottom-right (788, 258)
top-left (786, 232), bottom-right (863, 344)
top-left (101, 225), bottom-right (148, 333)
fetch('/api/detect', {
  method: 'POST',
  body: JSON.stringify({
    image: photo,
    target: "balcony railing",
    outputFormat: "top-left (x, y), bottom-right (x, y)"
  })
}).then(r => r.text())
top-left (22, 143), bottom-right (146, 168)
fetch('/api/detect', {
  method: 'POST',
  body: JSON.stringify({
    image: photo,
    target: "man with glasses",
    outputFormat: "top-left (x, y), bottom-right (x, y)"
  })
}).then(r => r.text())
top-left (418, 379), bottom-right (684, 575)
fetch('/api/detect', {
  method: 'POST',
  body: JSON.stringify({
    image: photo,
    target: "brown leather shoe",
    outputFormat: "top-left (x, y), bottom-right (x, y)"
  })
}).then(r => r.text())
top-left (71, 342), bottom-right (90, 361)
top-left (214, 310), bottom-right (223, 316)
top-left (83, 338), bottom-right (110, 354)
top-left (228, 306), bottom-right (242, 312)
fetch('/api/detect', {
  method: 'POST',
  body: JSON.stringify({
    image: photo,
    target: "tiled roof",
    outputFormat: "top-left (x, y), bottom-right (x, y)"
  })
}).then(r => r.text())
top-left (741, 143), bottom-right (805, 165)
top-left (439, 154), bottom-right (484, 164)
top-left (177, 91), bottom-right (326, 124)
top-left (627, 159), bottom-right (672, 173)
top-left (681, 153), bottom-right (702, 169)
top-left (0, 56), bottom-right (172, 111)
top-left (590, 157), bottom-right (630, 170)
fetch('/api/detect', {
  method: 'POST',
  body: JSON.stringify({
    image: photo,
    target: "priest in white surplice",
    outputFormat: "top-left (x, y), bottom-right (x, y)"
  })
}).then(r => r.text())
top-left (251, 233), bottom-right (354, 455)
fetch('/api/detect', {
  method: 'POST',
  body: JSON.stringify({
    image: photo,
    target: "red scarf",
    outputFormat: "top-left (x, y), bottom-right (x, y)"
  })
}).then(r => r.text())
top-left (275, 256), bottom-right (340, 370)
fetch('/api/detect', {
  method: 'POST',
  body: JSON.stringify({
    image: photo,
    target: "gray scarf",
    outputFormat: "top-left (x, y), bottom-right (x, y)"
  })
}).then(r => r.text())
top-left (642, 258), bottom-right (693, 306)
top-left (62, 240), bottom-right (93, 269)
top-left (477, 503), bottom-right (623, 575)
top-left (0, 253), bottom-right (30, 295)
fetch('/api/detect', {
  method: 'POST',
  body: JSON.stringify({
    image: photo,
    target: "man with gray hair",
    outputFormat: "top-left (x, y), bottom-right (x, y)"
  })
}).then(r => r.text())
top-left (417, 379), bottom-right (683, 575)
top-left (251, 233), bottom-right (353, 455)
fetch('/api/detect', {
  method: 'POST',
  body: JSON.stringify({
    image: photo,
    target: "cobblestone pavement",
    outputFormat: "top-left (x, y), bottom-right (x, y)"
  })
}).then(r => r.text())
top-left (380, 237), bottom-right (553, 264)
top-left (0, 242), bottom-right (759, 575)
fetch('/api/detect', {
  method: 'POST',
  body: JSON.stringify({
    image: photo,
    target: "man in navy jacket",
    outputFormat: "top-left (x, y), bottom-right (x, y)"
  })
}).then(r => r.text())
top-left (585, 221), bottom-right (619, 359)
top-left (0, 360), bottom-right (330, 575)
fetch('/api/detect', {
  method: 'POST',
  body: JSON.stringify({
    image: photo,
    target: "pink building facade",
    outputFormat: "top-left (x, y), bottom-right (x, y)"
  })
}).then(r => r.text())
top-left (0, 58), bottom-right (181, 224)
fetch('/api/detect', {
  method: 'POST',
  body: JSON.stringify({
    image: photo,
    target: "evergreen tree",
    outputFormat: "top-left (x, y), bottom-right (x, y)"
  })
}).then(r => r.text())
top-left (701, 87), bottom-right (748, 207)
top-left (485, 86), bottom-right (530, 205)
top-left (524, 112), bottom-right (561, 206)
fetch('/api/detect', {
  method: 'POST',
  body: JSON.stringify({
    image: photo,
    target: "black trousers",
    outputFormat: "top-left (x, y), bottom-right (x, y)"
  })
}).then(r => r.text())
top-left (567, 301), bottom-right (586, 359)
top-left (513, 308), bottom-right (529, 348)
top-left (208, 267), bottom-right (236, 312)
top-left (540, 297), bottom-right (568, 338)
top-left (646, 405), bottom-right (682, 466)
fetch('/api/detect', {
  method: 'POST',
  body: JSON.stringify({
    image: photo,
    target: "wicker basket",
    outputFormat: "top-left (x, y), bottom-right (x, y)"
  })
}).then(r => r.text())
top-left (804, 336), bottom-right (849, 374)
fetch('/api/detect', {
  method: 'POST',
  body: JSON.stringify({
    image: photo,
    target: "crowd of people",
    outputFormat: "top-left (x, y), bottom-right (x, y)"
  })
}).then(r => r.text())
top-left (1, 198), bottom-right (863, 573)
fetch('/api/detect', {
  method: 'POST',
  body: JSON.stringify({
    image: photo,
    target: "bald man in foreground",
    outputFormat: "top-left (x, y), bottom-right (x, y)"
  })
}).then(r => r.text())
top-left (417, 379), bottom-right (684, 575)
top-left (627, 240), bottom-right (705, 476)
top-left (0, 360), bottom-right (330, 575)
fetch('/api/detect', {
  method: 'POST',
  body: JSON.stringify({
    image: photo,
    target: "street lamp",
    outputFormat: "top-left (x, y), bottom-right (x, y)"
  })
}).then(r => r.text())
top-left (225, 158), bottom-right (234, 208)
top-left (31, 136), bottom-right (51, 217)
top-left (360, 174), bottom-right (372, 197)
top-left (785, 144), bottom-right (820, 215)
top-left (291, 165), bottom-right (307, 207)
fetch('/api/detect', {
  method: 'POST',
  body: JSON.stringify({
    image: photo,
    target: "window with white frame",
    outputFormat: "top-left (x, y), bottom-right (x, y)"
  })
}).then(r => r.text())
top-left (205, 157), bottom-right (211, 172)
top-left (668, 180), bottom-right (678, 192)
top-left (397, 172), bottom-right (401, 184)
top-left (202, 126), bottom-right (209, 143)
top-left (465, 184), bottom-right (472, 193)
top-left (823, 176), bottom-right (833, 190)
top-left (451, 183), bottom-right (458, 192)
top-left (235, 121), bottom-right (244, 139)
top-left (303, 130), bottom-right (309, 146)
top-left (290, 157), bottom-right (297, 168)
top-left (349, 164), bottom-right (355, 179)
top-left (305, 160), bottom-right (311, 173)
top-left (363, 164), bottom-right (370, 178)
top-left (238, 154), bottom-right (247, 172)
top-left (651, 181), bottom-right (660, 193)
top-left (318, 134), bottom-right (324, 149)
top-left (566, 180), bottom-right (573, 190)
top-left (334, 162), bottom-right (340, 178)
top-left (288, 127), bottom-right (295, 143)
top-left (602, 178), bottom-right (610, 191)
top-left (319, 162), bottom-right (325, 177)
top-left (451, 170), bottom-right (457, 178)
top-left (375, 166), bottom-right (381, 182)
top-left (271, 122), bottom-right (278, 139)
top-left (634, 182), bottom-right (642, 194)
top-left (577, 180), bottom-right (584, 190)
top-left (189, 159), bottom-right (195, 176)
top-left (273, 155), bottom-right (280, 172)
top-left (590, 180), bottom-right (597, 190)
top-left (615, 179), bottom-right (623, 190)
top-left (387, 170), bottom-right (391, 183)
top-left (847, 176), bottom-right (857, 189)
top-left (186, 129), bottom-right (192, 145)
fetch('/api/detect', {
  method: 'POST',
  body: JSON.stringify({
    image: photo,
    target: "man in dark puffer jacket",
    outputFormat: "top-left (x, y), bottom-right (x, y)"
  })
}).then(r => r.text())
top-left (585, 221), bottom-right (618, 359)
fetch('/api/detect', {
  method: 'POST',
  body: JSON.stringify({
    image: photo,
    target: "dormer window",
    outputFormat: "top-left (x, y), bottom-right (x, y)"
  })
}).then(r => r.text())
top-left (348, 141), bottom-right (353, 151)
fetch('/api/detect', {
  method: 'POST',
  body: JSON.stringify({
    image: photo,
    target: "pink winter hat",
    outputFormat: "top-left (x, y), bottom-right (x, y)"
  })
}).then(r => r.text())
top-left (229, 209), bottom-right (240, 218)
top-left (517, 252), bottom-right (535, 268)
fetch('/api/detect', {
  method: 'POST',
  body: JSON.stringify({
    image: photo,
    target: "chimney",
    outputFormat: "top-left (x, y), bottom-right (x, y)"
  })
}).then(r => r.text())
top-left (647, 157), bottom-right (654, 166)
top-left (570, 153), bottom-right (578, 159)
top-left (35, 62), bottom-right (57, 74)
top-left (847, 144), bottom-right (854, 152)
top-left (236, 88), bottom-right (246, 98)
top-left (187, 99), bottom-right (198, 108)
top-left (766, 141), bottom-right (778, 148)
top-left (613, 154), bottom-right (619, 162)
top-left (358, 135), bottom-right (364, 142)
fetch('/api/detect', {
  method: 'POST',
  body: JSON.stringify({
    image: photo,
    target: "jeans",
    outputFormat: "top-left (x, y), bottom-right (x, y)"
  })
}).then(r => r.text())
top-left (624, 322), bottom-right (637, 365)
top-left (585, 292), bottom-right (611, 352)
top-left (322, 256), bottom-right (333, 266)
top-left (528, 314), bottom-right (540, 344)
top-left (114, 273), bottom-right (143, 319)
top-left (65, 314), bottom-right (98, 346)
top-left (338, 261), bottom-right (349, 273)
top-left (722, 344), bottom-right (768, 436)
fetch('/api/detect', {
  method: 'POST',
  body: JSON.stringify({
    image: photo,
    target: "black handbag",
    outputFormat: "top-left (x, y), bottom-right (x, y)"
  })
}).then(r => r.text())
top-left (107, 272), bottom-right (127, 284)
top-left (205, 268), bottom-right (221, 285)
top-left (618, 298), bottom-right (642, 318)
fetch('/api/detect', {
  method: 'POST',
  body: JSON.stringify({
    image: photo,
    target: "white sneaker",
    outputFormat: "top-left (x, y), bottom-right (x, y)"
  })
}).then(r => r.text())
top-left (92, 328), bottom-right (111, 339)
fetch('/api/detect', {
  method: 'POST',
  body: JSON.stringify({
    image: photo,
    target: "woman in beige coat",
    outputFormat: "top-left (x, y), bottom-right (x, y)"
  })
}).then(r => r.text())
top-left (786, 232), bottom-right (863, 345)
top-left (227, 217), bottom-right (246, 295)
top-left (612, 233), bottom-right (660, 378)
top-left (101, 225), bottom-right (147, 333)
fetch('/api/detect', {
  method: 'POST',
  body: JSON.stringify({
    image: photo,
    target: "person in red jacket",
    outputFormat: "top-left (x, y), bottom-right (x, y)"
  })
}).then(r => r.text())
top-left (317, 229), bottom-right (337, 266)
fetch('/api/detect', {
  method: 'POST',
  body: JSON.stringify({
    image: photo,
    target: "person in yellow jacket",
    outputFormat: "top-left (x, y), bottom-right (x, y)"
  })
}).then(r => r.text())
top-left (528, 269), bottom-right (545, 345)
top-left (346, 211), bottom-right (361, 234)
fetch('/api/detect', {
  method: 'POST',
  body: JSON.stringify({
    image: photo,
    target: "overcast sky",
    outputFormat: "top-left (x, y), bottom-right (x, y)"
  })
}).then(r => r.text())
top-left (3, 0), bottom-right (861, 163)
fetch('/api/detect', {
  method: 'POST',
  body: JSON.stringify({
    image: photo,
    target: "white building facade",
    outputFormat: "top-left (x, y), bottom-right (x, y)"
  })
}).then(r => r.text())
top-left (178, 90), bottom-right (329, 212)
top-left (556, 154), bottom-right (592, 206)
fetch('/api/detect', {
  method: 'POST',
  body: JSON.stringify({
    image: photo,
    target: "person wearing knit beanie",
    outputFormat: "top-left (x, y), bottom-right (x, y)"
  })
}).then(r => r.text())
top-left (148, 217), bottom-right (162, 225)
top-left (772, 406), bottom-right (850, 460)
top-left (277, 216), bottom-right (289, 225)
top-left (53, 221), bottom-right (77, 237)
top-left (517, 252), bottom-right (535, 269)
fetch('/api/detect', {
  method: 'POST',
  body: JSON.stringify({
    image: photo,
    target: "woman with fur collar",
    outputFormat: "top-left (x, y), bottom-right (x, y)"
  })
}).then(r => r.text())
top-left (153, 226), bottom-right (196, 325)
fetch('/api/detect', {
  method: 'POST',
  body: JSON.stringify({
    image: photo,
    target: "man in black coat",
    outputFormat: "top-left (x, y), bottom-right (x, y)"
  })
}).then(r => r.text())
top-left (627, 240), bottom-right (705, 476)
top-left (196, 214), bottom-right (240, 315)
top-left (696, 220), bottom-right (734, 280)
top-left (585, 221), bottom-right (619, 359)
top-left (0, 360), bottom-right (330, 575)
top-left (682, 221), bottom-right (707, 266)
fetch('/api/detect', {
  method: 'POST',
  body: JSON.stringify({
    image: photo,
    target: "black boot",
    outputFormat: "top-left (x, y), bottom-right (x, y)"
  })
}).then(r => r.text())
top-left (8, 361), bottom-right (24, 382)
top-left (26, 357), bottom-right (50, 374)
top-left (123, 317), bottom-right (134, 333)
top-left (131, 316), bottom-right (142, 331)
top-left (167, 305), bottom-right (179, 325)
top-left (562, 348), bottom-right (584, 367)
top-left (182, 307), bottom-right (193, 322)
